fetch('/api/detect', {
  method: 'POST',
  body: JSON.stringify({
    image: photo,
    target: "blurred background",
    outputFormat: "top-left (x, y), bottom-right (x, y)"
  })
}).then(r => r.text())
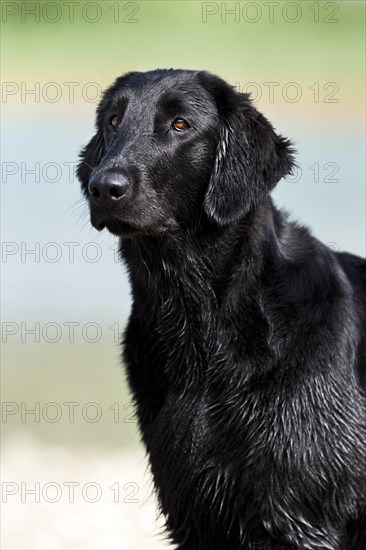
top-left (1, 1), bottom-right (365, 548)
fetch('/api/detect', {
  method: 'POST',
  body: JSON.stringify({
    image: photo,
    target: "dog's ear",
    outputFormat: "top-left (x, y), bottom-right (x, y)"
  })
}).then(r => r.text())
top-left (77, 92), bottom-right (111, 189)
top-left (77, 71), bottom-right (138, 191)
top-left (198, 72), bottom-right (295, 226)
top-left (77, 130), bottom-right (105, 189)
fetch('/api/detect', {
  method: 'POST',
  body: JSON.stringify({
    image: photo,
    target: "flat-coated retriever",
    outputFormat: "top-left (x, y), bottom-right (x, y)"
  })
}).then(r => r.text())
top-left (77, 69), bottom-right (366, 549)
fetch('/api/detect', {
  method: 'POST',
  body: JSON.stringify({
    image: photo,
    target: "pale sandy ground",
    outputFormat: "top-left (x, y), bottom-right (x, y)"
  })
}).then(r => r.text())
top-left (1, 433), bottom-right (174, 549)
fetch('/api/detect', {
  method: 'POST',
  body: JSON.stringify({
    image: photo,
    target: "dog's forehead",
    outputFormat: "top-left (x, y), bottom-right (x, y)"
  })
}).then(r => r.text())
top-left (111, 70), bottom-right (213, 109)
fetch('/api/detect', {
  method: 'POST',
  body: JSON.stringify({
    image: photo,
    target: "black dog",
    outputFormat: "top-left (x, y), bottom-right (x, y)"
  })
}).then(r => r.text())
top-left (77, 69), bottom-right (366, 549)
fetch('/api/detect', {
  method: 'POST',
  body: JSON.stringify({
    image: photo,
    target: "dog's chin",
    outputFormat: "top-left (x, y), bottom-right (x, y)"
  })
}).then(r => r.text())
top-left (91, 216), bottom-right (171, 238)
top-left (105, 220), bottom-right (141, 237)
top-left (91, 218), bottom-right (140, 237)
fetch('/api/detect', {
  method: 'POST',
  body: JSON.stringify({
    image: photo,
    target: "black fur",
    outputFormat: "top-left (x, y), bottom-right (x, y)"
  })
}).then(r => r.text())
top-left (77, 69), bottom-right (366, 549)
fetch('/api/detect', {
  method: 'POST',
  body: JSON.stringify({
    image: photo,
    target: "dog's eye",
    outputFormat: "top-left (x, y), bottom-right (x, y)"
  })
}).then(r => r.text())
top-left (110, 115), bottom-right (119, 128)
top-left (173, 118), bottom-right (190, 131)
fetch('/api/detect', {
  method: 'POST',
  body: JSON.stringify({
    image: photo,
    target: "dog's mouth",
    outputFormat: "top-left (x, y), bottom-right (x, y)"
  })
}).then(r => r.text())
top-left (91, 215), bottom-right (140, 237)
top-left (91, 215), bottom-right (171, 238)
top-left (105, 220), bottom-right (139, 237)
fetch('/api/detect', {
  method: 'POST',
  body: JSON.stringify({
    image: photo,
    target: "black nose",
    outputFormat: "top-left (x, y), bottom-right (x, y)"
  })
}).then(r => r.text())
top-left (88, 172), bottom-right (129, 201)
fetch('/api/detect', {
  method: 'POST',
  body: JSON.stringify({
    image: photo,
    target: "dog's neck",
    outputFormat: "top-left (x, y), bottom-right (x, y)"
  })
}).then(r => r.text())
top-left (119, 200), bottom-right (281, 390)
top-left (121, 200), bottom-right (276, 303)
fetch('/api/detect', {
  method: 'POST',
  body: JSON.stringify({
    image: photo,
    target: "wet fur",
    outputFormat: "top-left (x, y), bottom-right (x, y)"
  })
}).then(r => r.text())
top-left (78, 69), bottom-right (366, 549)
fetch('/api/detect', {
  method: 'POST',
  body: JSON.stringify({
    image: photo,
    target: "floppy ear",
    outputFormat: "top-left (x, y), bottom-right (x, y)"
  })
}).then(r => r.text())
top-left (77, 71), bottom-right (138, 192)
top-left (77, 130), bottom-right (105, 190)
top-left (199, 73), bottom-right (295, 225)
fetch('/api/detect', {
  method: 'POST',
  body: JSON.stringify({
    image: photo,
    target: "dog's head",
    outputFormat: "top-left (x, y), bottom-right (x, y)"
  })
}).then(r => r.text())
top-left (77, 69), bottom-right (295, 236)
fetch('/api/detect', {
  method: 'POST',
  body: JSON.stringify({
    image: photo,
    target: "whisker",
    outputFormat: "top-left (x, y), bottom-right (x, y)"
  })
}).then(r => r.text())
top-left (64, 197), bottom-right (86, 217)
top-left (79, 215), bottom-right (93, 234)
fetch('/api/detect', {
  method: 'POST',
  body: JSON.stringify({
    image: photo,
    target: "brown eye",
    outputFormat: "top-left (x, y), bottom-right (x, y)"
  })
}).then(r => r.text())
top-left (173, 118), bottom-right (190, 131)
top-left (110, 115), bottom-right (119, 128)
